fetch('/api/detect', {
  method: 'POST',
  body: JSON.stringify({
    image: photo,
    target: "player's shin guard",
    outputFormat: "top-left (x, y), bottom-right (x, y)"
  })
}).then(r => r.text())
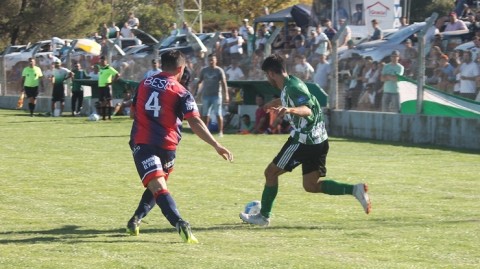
top-left (154, 189), bottom-right (181, 227)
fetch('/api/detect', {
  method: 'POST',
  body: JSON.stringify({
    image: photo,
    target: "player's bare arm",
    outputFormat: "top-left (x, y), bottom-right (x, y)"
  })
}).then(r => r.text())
top-left (264, 98), bottom-right (281, 110)
top-left (273, 105), bottom-right (312, 117)
top-left (186, 116), bottom-right (233, 162)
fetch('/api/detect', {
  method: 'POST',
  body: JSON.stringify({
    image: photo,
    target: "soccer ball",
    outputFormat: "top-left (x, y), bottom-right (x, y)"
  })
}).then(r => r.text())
top-left (244, 200), bottom-right (261, 215)
top-left (88, 113), bottom-right (100, 121)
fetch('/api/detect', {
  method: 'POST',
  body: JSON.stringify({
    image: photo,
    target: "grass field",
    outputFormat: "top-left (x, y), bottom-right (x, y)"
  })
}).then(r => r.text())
top-left (0, 109), bottom-right (479, 269)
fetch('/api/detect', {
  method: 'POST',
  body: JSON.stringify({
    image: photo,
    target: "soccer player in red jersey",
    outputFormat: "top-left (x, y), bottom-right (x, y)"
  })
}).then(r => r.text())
top-left (126, 50), bottom-right (233, 243)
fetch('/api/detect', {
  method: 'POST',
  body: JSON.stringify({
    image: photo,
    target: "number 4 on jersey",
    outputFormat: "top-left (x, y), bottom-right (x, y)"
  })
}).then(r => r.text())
top-left (145, 92), bottom-right (161, 117)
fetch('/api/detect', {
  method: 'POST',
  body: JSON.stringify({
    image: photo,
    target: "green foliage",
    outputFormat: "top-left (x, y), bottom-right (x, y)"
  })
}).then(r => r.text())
top-left (410, 0), bottom-right (455, 22)
top-left (0, 109), bottom-right (479, 268)
top-left (0, 0), bottom-right (305, 50)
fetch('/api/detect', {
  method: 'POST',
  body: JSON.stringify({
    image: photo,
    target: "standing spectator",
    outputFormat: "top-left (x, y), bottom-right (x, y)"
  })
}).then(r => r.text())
top-left (352, 4), bottom-right (364, 25)
top-left (293, 55), bottom-right (315, 81)
top-left (127, 12), bottom-right (140, 29)
top-left (444, 12), bottom-right (468, 32)
top-left (194, 54), bottom-right (229, 137)
top-left (239, 54), bottom-right (371, 226)
top-left (108, 22), bottom-right (120, 38)
top-left (21, 58), bottom-right (44, 117)
top-left (169, 22), bottom-right (178, 36)
top-left (313, 54), bottom-right (331, 92)
top-left (179, 21), bottom-right (192, 35)
top-left (253, 94), bottom-right (270, 134)
top-left (437, 54), bottom-right (456, 93)
top-left (469, 36), bottom-right (480, 60)
top-left (323, 19), bottom-right (337, 41)
top-left (120, 22), bottom-right (133, 38)
top-left (223, 29), bottom-right (244, 66)
top-left (50, 60), bottom-right (73, 117)
top-left (399, 17), bottom-right (409, 29)
top-left (88, 64), bottom-right (99, 80)
top-left (313, 24), bottom-right (331, 58)
top-left (381, 50), bottom-right (404, 112)
top-left (143, 59), bottom-right (162, 79)
top-left (370, 19), bottom-right (383, 41)
top-left (98, 56), bottom-right (120, 120)
top-left (238, 19), bottom-right (251, 52)
top-left (458, 50), bottom-right (479, 100)
top-left (125, 50), bottom-right (233, 242)
top-left (337, 18), bottom-right (352, 48)
top-left (400, 39), bottom-right (418, 77)
top-left (255, 28), bottom-right (268, 51)
top-left (71, 62), bottom-right (90, 116)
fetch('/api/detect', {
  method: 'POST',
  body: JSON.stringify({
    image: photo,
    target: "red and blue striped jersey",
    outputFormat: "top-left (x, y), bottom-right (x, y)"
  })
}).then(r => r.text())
top-left (130, 72), bottom-right (200, 150)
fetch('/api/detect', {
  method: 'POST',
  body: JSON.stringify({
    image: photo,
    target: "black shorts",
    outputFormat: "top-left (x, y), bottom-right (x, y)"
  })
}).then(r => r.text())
top-left (52, 84), bottom-right (65, 102)
top-left (273, 137), bottom-right (329, 176)
top-left (24, 86), bottom-right (39, 98)
top-left (99, 86), bottom-right (112, 102)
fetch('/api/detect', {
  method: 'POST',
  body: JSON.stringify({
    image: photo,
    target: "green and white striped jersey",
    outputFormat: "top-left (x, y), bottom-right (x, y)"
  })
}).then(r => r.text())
top-left (280, 75), bottom-right (328, 145)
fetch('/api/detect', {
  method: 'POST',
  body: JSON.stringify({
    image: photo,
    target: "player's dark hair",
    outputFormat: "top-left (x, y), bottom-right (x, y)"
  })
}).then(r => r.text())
top-left (161, 50), bottom-right (186, 72)
top-left (261, 54), bottom-right (286, 75)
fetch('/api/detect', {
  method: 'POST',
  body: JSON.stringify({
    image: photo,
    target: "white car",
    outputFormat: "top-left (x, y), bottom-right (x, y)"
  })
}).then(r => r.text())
top-left (3, 38), bottom-right (70, 71)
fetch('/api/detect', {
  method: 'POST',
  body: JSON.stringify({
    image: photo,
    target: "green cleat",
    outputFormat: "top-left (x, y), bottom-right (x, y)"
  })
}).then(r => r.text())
top-left (126, 216), bottom-right (141, 236)
top-left (175, 219), bottom-right (199, 244)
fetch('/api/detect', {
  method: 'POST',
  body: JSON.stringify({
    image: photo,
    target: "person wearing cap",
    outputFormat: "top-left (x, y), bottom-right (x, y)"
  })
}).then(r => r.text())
top-left (98, 56), bottom-right (120, 120)
top-left (444, 12), bottom-right (467, 32)
top-left (143, 59), bottom-right (162, 79)
top-left (50, 60), bottom-right (73, 116)
top-left (380, 50), bottom-right (404, 112)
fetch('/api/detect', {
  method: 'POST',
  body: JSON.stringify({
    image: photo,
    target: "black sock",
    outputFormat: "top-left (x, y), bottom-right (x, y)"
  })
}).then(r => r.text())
top-left (101, 107), bottom-right (106, 119)
top-left (28, 103), bottom-right (34, 115)
top-left (107, 106), bottom-right (112, 119)
top-left (155, 190), bottom-right (181, 227)
top-left (133, 189), bottom-right (156, 220)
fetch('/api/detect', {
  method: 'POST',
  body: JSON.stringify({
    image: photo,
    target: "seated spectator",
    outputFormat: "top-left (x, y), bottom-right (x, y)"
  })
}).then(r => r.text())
top-left (444, 12), bottom-right (468, 32)
top-left (238, 114), bottom-right (254, 134)
top-left (112, 90), bottom-right (133, 116)
top-left (459, 4), bottom-right (473, 19)
top-left (108, 22), bottom-right (120, 38)
top-left (253, 94), bottom-right (270, 134)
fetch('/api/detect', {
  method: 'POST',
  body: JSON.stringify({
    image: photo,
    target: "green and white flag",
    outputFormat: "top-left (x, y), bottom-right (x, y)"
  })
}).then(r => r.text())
top-left (398, 76), bottom-right (480, 119)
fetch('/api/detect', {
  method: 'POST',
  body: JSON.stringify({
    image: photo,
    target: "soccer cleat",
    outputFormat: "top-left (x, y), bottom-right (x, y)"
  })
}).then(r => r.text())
top-left (126, 216), bottom-right (141, 236)
top-left (239, 212), bottom-right (270, 226)
top-left (353, 183), bottom-right (372, 214)
top-left (176, 219), bottom-right (199, 244)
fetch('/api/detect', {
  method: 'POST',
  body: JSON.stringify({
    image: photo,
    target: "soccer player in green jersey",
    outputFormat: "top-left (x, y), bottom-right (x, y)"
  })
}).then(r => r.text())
top-left (240, 54), bottom-right (371, 226)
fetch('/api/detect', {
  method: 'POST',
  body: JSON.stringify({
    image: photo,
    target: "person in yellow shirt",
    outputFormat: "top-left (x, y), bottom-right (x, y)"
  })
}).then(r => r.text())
top-left (21, 58), bottom-right (44, 117)
top-left (98, 56), bottom-right (120, 120)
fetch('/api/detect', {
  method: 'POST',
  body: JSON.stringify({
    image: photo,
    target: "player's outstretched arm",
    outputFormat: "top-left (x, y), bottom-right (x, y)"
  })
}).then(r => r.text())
top-left (186, 116), bottom-right (233, 162)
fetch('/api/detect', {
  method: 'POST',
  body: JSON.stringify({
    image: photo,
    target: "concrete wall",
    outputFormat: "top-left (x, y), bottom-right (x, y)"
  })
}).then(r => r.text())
top-left (1, 96), bottom-right (478, 151)
top-left (329, 110), bottom-right (480, 151)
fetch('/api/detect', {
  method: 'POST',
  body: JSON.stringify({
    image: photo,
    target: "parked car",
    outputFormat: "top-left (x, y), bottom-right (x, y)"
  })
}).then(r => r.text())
top-left (1, 45), bottom-right (27, 56)
top-left (3, 38), bottom-right (71, 70)
top-left (342, 22), bottom-right (427, 62)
